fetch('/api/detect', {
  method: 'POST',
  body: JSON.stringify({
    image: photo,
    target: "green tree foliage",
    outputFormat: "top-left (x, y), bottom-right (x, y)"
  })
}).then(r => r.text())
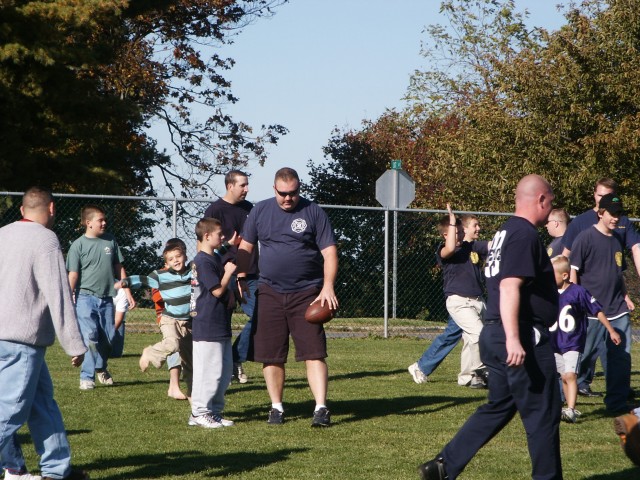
top-left (308, 0), bottom-right (640, 318)
top-left (0, 0), bottom-right (287, 195)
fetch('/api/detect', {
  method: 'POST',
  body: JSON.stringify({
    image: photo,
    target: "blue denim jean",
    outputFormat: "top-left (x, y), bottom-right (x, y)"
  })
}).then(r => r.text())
top-left (232, 277), bottom-right (257, 364)
top-left (577, 318), bottom-right (608, 390)
top-left (417, 316), bottom-right (463, 376)
top-left (76, 293), bottom-right (115, 381)
top-left (604, 314), bottom-right (632, 412)
top-left (110, 319), bottom-right (125, 358)
top-left (0, 341), bottom-right (72, 478)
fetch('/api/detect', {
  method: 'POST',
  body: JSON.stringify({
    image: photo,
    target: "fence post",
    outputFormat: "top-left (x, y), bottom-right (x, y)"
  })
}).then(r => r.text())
top-left (383, 209), bottom-right (389, 338)
top-left (392, 209), bottom-right (398, 320)
top-left (172, 198), bottom-right (177, 238)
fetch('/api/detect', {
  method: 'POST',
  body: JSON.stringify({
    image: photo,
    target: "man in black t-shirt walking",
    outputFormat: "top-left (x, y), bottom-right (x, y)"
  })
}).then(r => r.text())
top-left (419, 175), bottom-right (563, 480)
top-left (204, 170), bottom-right (258, 384)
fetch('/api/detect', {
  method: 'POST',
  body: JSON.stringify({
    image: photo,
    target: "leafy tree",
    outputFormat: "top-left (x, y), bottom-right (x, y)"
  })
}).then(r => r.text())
top-left (0, 0), bottom-right (287, 196)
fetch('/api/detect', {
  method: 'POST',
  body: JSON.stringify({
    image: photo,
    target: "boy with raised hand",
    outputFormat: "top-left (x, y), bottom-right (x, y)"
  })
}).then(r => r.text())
top-left (67, 204), bottom-right (135, 390)
top-left (427, 205), bottom-right (489, 388)
top-left (188, 218), bottom-right (237, 428)
top-left (570, 193), bottom-right (634, 414)
top-left (550, 255), bottom-right (620, 423)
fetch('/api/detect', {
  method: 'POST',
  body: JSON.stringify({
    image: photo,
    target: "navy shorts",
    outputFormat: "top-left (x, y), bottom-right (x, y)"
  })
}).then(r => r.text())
top-left (252, 283), bottom-right (327, 363)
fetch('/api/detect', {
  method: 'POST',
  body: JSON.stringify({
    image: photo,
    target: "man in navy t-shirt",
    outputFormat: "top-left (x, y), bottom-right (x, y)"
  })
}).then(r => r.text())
top-left (236, 167), bottom-right (338, 428)
top-left (419, 175), bottom-right (562, 480)
top-left (562, 178), bottom-right (640, 397)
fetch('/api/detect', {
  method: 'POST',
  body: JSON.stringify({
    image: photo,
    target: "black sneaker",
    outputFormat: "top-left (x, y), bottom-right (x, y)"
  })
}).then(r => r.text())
top-left (267, 408), bottom-right (284, 425)
top-left (418, 456), bottom-right (448, 480)
top-left (311, 407), bottom-right (331, 427)
top-left (578, 386), bottom-right (603, 397)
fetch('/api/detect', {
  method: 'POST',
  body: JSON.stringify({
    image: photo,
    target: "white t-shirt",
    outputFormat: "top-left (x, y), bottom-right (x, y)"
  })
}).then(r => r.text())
top-left (114, 288), bottom-right (129, 313)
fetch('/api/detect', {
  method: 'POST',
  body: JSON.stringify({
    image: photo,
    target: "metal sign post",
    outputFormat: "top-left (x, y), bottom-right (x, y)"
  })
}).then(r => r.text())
top-left (375, 161), bottom-right (415, 337)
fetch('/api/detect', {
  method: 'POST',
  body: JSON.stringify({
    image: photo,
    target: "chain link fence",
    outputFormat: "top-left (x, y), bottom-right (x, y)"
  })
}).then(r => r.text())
top-left (2, 191), bottom-right (638, 337)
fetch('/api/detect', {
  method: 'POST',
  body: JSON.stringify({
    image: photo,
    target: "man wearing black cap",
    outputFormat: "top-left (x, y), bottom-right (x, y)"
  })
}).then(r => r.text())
top-left (569, 193), bottom-right (633, 413)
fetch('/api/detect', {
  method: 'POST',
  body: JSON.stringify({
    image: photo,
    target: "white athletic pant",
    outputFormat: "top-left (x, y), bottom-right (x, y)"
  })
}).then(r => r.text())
top-left (191, 339), bottom-right (233, 417)
top-left (446, 295), bottom-right (485, 386)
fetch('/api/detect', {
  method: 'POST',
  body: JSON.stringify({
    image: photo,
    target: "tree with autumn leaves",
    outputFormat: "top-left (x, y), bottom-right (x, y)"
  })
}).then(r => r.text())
top-left (310, 0), bottom-right (640, 216)
top-left (306, 0), bottom-right (640, 319)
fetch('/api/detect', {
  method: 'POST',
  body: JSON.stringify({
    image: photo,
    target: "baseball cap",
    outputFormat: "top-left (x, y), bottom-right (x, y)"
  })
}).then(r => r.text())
top-left (599, 193), bottom-right (624, 215)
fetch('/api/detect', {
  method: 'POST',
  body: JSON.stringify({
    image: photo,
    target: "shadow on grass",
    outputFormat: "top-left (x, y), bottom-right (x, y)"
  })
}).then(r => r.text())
top-left (81, 448), bottom-right (308, 479)
top-left (584, 467), bottom-right (639, 479)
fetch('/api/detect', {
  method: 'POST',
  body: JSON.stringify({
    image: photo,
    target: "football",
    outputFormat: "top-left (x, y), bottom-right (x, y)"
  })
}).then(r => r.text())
top-left (305, 301), bottom-right (335, 324)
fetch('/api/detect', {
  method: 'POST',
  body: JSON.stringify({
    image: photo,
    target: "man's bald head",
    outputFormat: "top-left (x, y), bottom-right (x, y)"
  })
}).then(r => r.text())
top-left (514, 174), bottom-right (554, 226)
top-left (21, 187), bottom-right (55, 228)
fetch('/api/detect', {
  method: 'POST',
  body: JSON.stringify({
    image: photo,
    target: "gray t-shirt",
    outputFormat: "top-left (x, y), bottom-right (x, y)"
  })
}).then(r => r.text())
top-left (66, 233), bottom-right (124, 298)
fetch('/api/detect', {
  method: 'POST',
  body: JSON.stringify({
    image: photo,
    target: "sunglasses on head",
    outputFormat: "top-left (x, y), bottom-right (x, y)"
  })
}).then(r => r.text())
top-left (275, 188), bottom-right (299, 198)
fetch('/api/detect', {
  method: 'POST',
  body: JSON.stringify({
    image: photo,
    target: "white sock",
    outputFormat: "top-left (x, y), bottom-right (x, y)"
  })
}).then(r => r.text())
top-left (272, 403), bottom-right (284, 412)
top-left (315, 404), bottom-right (327, 412)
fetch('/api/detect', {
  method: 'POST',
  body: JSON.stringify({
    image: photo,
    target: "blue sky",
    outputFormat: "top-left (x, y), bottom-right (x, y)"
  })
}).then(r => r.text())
top-left (150, 1), bottom-right (568, 201)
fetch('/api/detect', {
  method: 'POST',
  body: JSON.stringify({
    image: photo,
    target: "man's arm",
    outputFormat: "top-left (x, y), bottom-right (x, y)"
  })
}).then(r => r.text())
top-left (313, 245), bottom-right (339, 310)
top-left (499, 276), bottom-right (526, 367)
top-left (236, 240), bottom-right (255, 299)
top-left (631, 243), bottom-right (640, 278)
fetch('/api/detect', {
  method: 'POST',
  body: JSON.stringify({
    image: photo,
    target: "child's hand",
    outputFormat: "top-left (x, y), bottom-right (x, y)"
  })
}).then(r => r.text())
top-left (228, 230), bottom-right (240, 246)
top-left (610, 330), bottom-right (622, 345)
top-left (224, 262), bottom-right (237, 275)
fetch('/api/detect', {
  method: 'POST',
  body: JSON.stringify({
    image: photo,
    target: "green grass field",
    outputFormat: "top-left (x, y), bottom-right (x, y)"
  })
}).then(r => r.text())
top-left (18, 333), bottom-right (640, 479)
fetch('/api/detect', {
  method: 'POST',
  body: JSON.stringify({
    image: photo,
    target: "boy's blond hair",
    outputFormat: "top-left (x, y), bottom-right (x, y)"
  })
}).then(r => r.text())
top-left (551, 255), bottom-right (570, 275)
top-left (461, 214), bottom-right (478, 228)
top-left (195, 217), bottom-right (221, 242)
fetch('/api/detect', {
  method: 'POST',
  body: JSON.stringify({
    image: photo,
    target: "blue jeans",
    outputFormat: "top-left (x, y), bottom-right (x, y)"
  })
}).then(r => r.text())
top-left (232, 277), bottom-right (257, 364)
top-left (577, 318), bottom-right (608, 390)
top-left (417, 317), bottom-right (462, 376)
top-left (604, 314), bottom-right (632, 412)
top-left (0, 341), bottom-right (72, 478)
top-left (76, 293), bottom-right (115, 381)
top-left (110, 318), bottom-right (125, 358)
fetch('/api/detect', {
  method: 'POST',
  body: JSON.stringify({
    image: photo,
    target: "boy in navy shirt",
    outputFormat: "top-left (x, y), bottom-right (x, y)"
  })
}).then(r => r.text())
top-left (550, 256), bottom-right (620, 423)
top-left (188, 218), bottom-right (237, 428)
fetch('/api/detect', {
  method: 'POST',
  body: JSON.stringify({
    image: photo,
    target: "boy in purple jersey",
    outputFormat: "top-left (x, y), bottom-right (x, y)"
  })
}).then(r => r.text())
top-left (550, 256), bottom-right (620, 423)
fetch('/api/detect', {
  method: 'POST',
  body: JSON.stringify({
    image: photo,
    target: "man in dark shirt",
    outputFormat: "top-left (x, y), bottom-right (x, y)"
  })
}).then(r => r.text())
top-left (204, 170), bottom-right (258, 384)
top-left (546, 208), bottom-right (569, 258)
top-left (419, 175), bottom-right (562, 480)
top-left (236, 167), bottom-right (339, 428)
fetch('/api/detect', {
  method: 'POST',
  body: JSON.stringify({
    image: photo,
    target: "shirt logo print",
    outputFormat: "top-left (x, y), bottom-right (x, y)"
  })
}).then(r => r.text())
top-left (104, 247), bottom-right (112, 255)
top-left (291, 218), bottom-right (307, 233)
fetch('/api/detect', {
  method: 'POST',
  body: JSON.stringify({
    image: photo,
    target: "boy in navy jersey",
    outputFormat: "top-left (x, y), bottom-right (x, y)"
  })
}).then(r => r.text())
top-left (570, 193), bottom-right (634, 413)
top-left (188, 218), bottom-right (237, 428)
top-left (550, 256), bottom-right (620, 423)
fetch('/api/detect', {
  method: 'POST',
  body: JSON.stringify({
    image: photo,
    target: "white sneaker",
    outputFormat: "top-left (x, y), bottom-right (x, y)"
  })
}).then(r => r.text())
top-left (4, 469), bottom-right (42, 480)
top-left (79, 379), bottom-right (95, 390)
top-left (96, 370), bottom-right (114, 385)
top-left (211, 413), bottom-right (235, 427)
top-left (234, 363), bottom-right (248, 384)
top-left (561, 407), bottom-right (577, 423)
top-left (188, 414), bottom-right (224, 429)
top-left (408, 362), bottom-right (428, 384)
top-left (4, 470), bottom-right (42, 480)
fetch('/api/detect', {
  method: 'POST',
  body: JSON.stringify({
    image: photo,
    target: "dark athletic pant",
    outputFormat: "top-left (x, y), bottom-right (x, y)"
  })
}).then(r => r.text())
top-left (441, 322), bottom-right (563, 480)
